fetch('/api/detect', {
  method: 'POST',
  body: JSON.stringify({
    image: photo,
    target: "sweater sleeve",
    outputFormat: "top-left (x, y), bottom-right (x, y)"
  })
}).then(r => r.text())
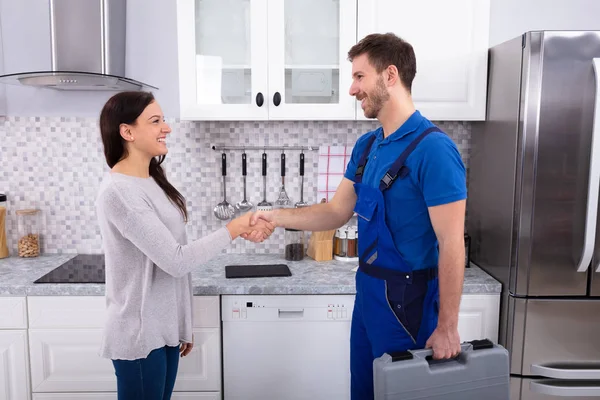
top-left (99, 184), bottom-right (232, 278)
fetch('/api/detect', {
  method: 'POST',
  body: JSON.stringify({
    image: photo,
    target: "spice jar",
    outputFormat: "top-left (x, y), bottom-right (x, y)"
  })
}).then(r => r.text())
top-left (285, 228), bottom-right (305, 261)
top-left (334, 228), bottom-right (347, 258)
top-left (347, 227), bottom-right (357, 259)
top-left (16, 209), bottom-right (41, 257)
top-left (0, 194), bottom-right (8, 259)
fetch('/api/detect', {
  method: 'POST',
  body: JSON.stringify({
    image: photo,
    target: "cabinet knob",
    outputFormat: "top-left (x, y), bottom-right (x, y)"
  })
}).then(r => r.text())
top-left (256, 92), bottom-right (264, 107)
top-left (273, 92), bottom-right (281, 106)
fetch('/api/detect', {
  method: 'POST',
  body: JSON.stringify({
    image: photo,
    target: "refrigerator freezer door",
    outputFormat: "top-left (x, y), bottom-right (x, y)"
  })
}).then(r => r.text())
top-left (507, 297), bottom-right (600, 376)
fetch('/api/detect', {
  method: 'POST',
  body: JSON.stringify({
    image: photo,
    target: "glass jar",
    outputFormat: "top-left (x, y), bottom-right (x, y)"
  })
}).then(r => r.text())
top-left (284, 228), bottom-right (305, 261)
top-left (334, 227), bottom-right (347, 258)
top-left (0, 194), bottom-right (8, 259)
top-left (16, 209), bottom-right (41, 257)
top-left (346, 227), bottom-right (357, 259)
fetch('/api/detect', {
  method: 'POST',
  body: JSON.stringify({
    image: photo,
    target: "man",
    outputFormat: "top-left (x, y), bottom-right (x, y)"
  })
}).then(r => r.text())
top-left (246, 33), bottom-right (466, 399)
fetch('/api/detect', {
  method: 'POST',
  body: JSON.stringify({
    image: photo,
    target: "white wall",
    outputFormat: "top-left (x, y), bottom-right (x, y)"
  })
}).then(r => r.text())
top-left (490, 0), bottom-right (600, 47)
top-left (0, 0), bottom-right (180, 117)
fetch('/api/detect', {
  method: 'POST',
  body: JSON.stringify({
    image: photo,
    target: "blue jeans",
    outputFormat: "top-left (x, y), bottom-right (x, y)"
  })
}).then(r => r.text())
top-left (112, 345), bottom-right (180, 400)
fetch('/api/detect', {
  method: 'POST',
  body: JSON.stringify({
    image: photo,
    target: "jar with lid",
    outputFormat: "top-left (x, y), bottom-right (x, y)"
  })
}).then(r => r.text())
top-left (0, 194), bottom-right (8, 259)
top-left (285, 228), bottom-right (305, 261)
top-left (16, 209), bottom-right (41, 257)
top-left (346, 227), bottom-right (357, 259)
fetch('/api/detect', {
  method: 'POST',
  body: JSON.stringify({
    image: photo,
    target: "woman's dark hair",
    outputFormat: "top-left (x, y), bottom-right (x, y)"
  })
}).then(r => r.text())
top-left (99, 91), bottom-right (188, 221)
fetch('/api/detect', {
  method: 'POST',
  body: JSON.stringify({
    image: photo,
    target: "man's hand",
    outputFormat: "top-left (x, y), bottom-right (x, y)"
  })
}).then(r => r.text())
top-left (425, 325), bottom-right (461, 360)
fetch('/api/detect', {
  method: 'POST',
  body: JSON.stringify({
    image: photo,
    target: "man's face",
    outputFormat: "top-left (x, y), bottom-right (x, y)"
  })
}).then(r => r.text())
top-left (349, 53), bottom-right (390, 119)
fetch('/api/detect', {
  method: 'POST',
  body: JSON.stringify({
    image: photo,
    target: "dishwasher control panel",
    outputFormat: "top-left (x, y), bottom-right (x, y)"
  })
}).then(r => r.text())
top-left (221, 295), bottom-right (355, 322)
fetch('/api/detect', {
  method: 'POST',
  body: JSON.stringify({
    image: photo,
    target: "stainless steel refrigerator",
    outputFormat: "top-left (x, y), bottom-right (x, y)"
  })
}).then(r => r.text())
top-left (468, 31), bottom-right (600, 399)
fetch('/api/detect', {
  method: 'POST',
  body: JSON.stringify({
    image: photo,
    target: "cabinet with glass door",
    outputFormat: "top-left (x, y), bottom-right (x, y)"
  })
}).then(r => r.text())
top-left (176, 0), bottom-right (357, 120)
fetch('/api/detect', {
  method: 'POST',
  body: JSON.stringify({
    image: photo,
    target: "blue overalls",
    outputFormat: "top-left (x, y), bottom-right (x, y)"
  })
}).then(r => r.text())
top-left (350, 127), bottom-right (442, 400)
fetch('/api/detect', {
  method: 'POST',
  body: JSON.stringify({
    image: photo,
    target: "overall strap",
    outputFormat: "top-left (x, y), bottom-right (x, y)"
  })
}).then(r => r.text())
top-left (379, 126), bottom-right (443, 191)
top-left (354, 134), bottom-right (377, 184)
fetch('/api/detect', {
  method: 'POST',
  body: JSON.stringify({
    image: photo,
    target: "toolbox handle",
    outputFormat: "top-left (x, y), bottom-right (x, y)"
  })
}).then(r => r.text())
top-left (391, 339), bottom-right (494, 365)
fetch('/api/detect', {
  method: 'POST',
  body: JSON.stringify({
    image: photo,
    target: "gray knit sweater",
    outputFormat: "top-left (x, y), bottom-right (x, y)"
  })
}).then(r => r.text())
top-left (95, 172), bottom-right (232, 360)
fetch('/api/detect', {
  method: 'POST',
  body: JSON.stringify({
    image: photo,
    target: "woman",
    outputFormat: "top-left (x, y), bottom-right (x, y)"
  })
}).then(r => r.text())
top-left (96, 91), bottom-right (273, 399)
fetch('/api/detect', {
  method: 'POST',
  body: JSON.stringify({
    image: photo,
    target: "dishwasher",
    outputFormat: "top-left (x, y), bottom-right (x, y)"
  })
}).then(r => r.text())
top-left (222, 294), bottom-right (355, 400)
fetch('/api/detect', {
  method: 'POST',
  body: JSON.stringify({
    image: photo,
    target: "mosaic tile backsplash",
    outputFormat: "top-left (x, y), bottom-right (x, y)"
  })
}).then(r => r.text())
top-left (0, 117), bottom-right (471, 256)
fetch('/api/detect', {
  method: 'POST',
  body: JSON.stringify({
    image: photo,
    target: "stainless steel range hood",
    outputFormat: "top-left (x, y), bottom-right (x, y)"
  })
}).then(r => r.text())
top-left (0, 0), bottom-right (157, 91)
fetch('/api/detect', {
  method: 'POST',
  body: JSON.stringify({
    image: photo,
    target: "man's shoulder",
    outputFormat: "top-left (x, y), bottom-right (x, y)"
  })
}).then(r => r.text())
top-left (413, 125), bottom-right (461, 158)
top-left (353, 127), bottom-right (381, 152)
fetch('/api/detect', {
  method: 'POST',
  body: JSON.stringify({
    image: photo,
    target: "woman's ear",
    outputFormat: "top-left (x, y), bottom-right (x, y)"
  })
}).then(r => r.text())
top-left (119, 123), bottom-right (134, 142)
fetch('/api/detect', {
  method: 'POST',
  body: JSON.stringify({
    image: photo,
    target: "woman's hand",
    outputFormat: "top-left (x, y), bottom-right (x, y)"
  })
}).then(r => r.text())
top-left (180, 341), bottom-right (193, 357)
top-left (226, 212), bottom-right (275, 241)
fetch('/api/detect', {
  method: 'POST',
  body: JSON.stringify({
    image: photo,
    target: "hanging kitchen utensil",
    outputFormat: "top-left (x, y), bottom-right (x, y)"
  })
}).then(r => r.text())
top-left (295, 152), bottom-right (309, 208)
top-left (275, 151), bottom-right (292, 207)
top-left (236, 152), bottom-right (253, 212)
top-left (214, 153), bottom-right (236, 220)
top-left (257, 151), bottom-right (273, 211)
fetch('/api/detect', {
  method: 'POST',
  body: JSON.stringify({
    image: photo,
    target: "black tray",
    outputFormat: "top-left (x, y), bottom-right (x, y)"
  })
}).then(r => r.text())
top-left (225, 264), bottom-right (292, 279)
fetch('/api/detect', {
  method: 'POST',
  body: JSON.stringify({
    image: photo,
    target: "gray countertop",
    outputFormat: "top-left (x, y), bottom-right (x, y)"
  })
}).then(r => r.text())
top-left (0, 253), bottom-right (501, 296)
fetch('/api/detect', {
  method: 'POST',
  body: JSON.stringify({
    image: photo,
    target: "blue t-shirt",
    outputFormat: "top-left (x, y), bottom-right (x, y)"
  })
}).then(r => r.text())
top-left (344, 110), bottom-right (467, 270)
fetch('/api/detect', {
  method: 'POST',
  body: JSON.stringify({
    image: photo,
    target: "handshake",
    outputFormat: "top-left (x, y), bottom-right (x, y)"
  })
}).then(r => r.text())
top-left (225, 210), bottom-right (276, 243)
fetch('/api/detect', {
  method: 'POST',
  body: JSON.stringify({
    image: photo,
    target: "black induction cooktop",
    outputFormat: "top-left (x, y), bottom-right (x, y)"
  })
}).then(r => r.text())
top-left (34, 254), bottom-right (105, 284)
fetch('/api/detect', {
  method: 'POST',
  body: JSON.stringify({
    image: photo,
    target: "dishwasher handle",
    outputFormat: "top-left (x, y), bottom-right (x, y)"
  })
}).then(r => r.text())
top-left (278, 308), bottom-right (304, 318)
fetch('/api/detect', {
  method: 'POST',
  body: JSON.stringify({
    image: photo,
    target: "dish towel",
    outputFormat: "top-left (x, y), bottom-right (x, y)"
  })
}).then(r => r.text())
top-left (317, 145), bottom-right (353, 203)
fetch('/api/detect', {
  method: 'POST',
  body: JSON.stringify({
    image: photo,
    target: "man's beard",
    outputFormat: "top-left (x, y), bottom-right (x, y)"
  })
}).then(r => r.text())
top-left (362, 76), bottom-right (389, 119)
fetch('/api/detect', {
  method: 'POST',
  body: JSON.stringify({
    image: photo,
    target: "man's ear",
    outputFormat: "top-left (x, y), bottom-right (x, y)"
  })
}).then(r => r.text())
top-left (386, 65), bottom-right (399, 86)
top-left (119, 124), bottom-right (134, 142)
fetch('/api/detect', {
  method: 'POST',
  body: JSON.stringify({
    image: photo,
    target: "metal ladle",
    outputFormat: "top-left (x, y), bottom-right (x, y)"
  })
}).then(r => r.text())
top-left (236, 152), bottom-right (253, 212)
top-left (214, 152), bottom-right (235, 220)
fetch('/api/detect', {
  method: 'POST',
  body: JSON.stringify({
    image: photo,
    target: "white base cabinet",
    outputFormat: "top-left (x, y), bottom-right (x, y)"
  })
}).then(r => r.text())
top-left (2, 291), bottom-right (499, 400)
top-left (27, 296), bottom-right (221, 397)
top-left (33, 393), bottom-right (221, 400)
top-left (458, 294), bottom-right (500, 343)
top-left (0, 297), bottom-right (30, 400)
top-left (0, 330), bottom-right (31, 400)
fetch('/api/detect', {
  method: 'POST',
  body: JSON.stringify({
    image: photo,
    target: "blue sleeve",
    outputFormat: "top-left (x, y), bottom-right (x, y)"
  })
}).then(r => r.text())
top-left (344, 132), bottom-right (376, 182)
top-left (413, 133), bottom-right (467, 207)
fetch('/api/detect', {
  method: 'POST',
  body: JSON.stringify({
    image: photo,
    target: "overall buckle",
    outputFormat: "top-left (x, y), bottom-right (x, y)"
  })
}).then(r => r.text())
top-left (380, 172), bottom-right (397, 188)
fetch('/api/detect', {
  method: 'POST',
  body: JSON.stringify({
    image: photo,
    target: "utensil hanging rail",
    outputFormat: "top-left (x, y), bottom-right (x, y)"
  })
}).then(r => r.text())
top-left (211, 145), bottom-right (319, 151)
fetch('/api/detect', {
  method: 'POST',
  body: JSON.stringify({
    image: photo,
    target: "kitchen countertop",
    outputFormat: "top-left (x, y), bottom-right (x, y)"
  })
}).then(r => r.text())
top-left (0, 253), bottom-right (501, 296)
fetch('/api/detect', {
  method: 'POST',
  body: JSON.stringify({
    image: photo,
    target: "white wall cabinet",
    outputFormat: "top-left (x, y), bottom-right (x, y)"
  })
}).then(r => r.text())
top-left (27, 296), bottom-right (221, 397)
top-left (0, 297), bottom-right (30, 400)
top-left (357, 0), bottom-right (490, 121)
top-left (176, 0), bottom-right (357, 120)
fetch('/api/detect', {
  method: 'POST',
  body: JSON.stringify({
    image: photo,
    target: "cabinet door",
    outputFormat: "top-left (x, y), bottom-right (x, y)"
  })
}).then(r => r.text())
top-left (29, 328), bottom-right (221, 393)
top-left (357, 0), bottom-right (490, 121)
top-left (177, 0), bottom-right (269, 120)
top-left (33, 392), bottom-right (221, 399)
top-left (29, 329), bottom-right (115, 392)
top-left (0, 330), bottom-right (30, 400)
top-left (457, 294), bottom-right (500, 343)
top-left (173, 328), bottom-right (222, 392)
top-left (267, 0), bottom-right (357, 120)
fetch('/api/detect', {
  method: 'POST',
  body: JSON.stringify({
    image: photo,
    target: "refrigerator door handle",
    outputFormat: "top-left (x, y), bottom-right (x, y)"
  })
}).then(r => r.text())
top-left (531, 363), bottom-right (600, 380)
top-left (530, 380), bottom-right (600, 396)
top-left (578, 58), bottom-right (600, 273)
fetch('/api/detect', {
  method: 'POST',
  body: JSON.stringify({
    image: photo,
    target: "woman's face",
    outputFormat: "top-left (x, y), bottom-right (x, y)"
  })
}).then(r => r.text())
top-left (124, 101), bottom-right (172, 158)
